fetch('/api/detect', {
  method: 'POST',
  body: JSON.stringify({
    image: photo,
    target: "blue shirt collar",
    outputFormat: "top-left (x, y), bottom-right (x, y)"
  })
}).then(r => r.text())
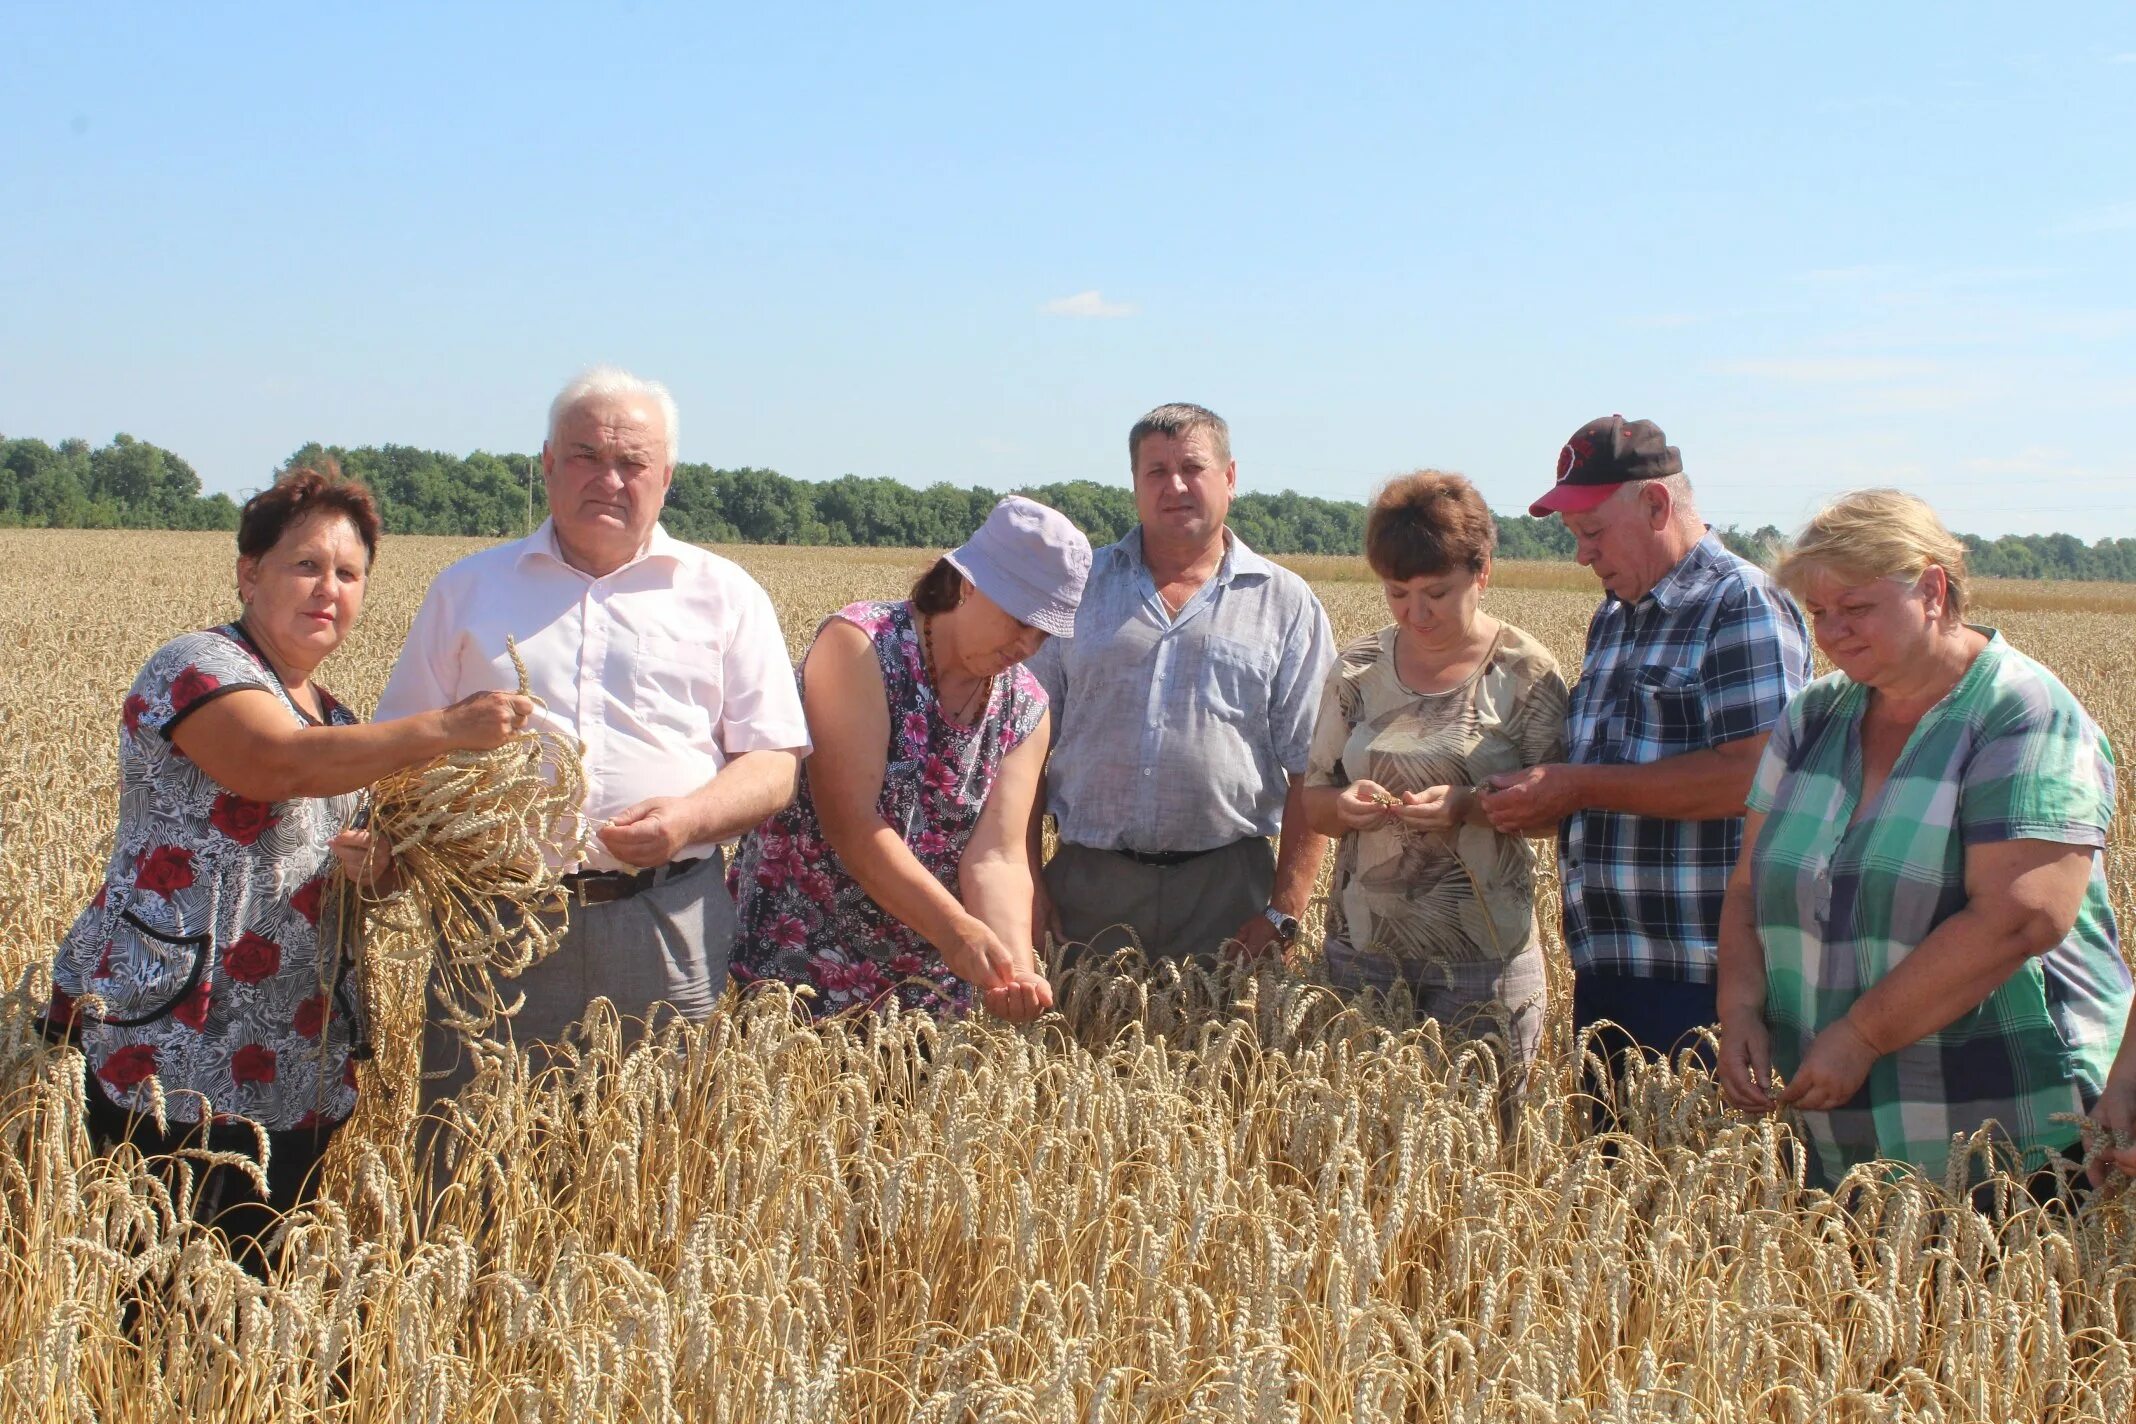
top-left (1639, 529), bottom-right (1729, 615)
top-left (1112, 525), bottom-right (1273, 587)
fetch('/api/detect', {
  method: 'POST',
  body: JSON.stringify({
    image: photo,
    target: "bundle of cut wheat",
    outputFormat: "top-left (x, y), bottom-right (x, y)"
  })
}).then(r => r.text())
top-left (334, 638), bottom-right (589, 1045)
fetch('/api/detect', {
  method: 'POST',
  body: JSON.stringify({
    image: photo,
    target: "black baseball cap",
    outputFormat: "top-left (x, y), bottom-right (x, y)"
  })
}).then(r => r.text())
top-left (1528, 415), bottom-right (1682, 517)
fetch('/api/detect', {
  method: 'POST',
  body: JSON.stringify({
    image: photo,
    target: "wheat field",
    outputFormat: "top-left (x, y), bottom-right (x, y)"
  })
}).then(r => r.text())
top-left (4, 528), bottom-right (2136, 1422)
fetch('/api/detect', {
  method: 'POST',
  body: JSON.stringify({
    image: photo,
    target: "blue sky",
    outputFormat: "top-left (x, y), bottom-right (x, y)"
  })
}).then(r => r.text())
top-left (4, 3), bottom-right (2133, 538)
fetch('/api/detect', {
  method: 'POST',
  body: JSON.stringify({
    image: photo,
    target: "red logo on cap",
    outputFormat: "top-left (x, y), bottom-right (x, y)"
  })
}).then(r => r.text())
top-left (1556, 435), bottom-right (1592, 483)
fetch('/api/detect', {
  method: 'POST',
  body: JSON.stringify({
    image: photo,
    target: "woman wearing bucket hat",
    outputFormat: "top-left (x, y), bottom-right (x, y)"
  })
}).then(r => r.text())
top-left (729, 496), bottom-right (1091, 1020)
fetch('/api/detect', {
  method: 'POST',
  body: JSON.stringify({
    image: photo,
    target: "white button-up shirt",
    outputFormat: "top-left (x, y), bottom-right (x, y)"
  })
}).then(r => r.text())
top-left (375, 520), bottom-right (810, 871)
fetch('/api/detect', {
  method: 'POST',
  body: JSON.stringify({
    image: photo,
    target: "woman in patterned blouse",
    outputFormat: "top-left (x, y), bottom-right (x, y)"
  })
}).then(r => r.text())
top-left (1717, 490), bottom-right (2129, 1191)
top-left (731, 496), bottom-right (1089, 1020)
top-left (43, 463), bottom-right (530, 1265)
top-left (1301, 472), bottom-right (1568, 1070)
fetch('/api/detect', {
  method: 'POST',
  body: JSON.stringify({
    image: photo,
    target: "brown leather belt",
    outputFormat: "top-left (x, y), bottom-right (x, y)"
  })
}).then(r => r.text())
top-left (561, 851), bottom-right (717, 907)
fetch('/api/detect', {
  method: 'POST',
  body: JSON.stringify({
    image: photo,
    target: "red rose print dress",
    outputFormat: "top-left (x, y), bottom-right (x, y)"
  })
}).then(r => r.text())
top-left (48, 625), bottom-right (365, 1129)
top-left (729, 601), bottom-right (1046, 1016)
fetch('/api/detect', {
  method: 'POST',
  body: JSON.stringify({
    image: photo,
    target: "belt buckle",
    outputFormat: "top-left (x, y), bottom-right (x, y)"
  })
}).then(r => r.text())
top-left (569, 854), bottom-right (710, 907)
top-left (572, 874), bottom-right (627, 907)
top-left (1122, 846), bottom-right (1188, 868)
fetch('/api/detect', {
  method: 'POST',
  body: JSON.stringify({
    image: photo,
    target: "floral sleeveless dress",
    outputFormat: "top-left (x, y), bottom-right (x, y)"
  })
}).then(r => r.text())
top-left (730, 601), bottom-right (1047, 1016)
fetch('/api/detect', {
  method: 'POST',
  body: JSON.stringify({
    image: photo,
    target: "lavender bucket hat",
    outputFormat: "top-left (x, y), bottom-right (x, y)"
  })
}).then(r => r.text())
top-left (943, 496), bottom-right (1092, 637)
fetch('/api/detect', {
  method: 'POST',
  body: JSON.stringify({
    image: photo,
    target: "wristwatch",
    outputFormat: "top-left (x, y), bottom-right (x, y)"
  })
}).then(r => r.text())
top-left (1262, 905), bottom-right (1300, 944)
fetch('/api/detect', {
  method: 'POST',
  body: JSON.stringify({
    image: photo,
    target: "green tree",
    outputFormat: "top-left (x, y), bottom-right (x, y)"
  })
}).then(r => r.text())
top-left (6, 432), bottom-right (2132, 580)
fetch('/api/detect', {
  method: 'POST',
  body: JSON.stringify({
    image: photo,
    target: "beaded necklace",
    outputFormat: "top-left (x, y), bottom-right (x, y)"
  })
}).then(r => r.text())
top-left (920, 610), bottom-right (994, 727)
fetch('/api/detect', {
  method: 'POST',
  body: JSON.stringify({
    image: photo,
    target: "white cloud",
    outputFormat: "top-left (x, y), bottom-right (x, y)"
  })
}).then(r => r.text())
top-left (1040, 290), bottom-right (1138, 319)
top-left (2109, 52), bottom-right (2136, 64)
top-left (1626, 312), bottom-right (1707, 329)
top-left (1716, 356), bottom-right (1942, 383)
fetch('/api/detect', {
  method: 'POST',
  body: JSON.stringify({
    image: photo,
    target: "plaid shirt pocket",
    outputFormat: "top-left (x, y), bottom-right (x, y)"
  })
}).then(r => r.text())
top-left (1623, 665), bottom-right (1705, 758)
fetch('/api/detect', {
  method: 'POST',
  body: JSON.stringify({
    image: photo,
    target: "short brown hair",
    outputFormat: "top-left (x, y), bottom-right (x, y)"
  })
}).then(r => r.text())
top-left (909, 556), bottom-right (966, 615)
top-left (1128, 402), bottom-right (1230, 471)
top-left (239, 458), bottom-right (382, 568)
top-left (1364, 470), bottom-right (1496, 580)
top-left (1775, 488), bottom-right (1970, 622)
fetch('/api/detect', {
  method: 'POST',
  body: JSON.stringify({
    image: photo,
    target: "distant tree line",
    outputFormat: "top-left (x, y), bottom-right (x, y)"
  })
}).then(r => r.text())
top-left (0, 434), bottom-right (240, 531)
top-left (5, 433), bottom-right (2134, 581)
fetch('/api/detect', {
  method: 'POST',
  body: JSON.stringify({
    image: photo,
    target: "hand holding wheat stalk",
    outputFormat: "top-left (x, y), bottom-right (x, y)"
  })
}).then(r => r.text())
top-left (333, 636), bottom-right (591, 1045)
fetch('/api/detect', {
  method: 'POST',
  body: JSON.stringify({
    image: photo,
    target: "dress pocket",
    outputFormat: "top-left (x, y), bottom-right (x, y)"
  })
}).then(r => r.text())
top-left (87, 908), bottom-right (213, 1027)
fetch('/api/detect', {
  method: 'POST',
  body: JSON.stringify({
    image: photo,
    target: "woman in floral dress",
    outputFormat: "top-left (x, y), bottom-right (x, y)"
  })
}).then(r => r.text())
top-left (43, 464), bottom-right (529, 1264)
top-left (731, 497), bottom-right (1090, 1019)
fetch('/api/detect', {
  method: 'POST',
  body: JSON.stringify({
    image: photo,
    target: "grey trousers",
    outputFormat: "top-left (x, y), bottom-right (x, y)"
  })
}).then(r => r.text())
top-left (420, 854), bottom-right (736, 1109)
top-left (1045, 838), bottom-right (1275, 967)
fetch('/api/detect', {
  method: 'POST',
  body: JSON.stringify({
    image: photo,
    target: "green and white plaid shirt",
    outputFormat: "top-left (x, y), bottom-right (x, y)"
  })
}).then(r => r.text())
top-left (1747, 630), bottom-right (2129, 1186)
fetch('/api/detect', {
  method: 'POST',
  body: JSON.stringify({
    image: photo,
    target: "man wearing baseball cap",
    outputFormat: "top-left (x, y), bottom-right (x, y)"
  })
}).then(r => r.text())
top-left (1478, 416), bottom-right (1809, 1085)
top-left (1026, 402), bottom-right (1335, 965)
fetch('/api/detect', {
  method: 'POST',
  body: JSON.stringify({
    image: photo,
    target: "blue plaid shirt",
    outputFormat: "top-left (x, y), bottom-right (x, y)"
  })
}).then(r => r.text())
top-left (1561, 532), bottom-right (1809, 983)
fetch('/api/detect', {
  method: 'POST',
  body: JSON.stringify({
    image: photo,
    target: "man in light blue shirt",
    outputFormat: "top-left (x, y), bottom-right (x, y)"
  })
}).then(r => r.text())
top-left (1027, 402), bottom-right (1335, 963)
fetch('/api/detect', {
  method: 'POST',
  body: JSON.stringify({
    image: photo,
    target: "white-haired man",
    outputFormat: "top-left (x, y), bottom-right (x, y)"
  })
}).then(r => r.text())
top-left (1478, 415), bottom-right (1809, 1080)
top-left (377, 367), bottom-right (809, 1095)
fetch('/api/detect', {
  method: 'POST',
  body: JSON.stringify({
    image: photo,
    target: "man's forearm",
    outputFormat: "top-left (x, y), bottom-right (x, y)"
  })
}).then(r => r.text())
top-left (1271, 776), bottom-right (1327, 917)
top-left (1299, 785), bottom-right (1351, 840)
top-left (690, 749), bottom-right (803, 843)
top-left (1570, 738), bottom-right (1764, 822)
top-left (1450, 785), bottom-right (1491, 827)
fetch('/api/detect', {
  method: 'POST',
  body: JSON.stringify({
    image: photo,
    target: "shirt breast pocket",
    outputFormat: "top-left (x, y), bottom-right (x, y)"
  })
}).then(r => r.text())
top-left (1626, 666), bottom-right (1704, 755)
top-left (1201, 634), bottom-right (1271, 724)
top-left (635, 633), bottom-right (719, 742)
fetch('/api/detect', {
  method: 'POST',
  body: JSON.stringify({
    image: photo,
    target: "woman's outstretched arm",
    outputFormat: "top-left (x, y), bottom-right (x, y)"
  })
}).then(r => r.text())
top-left (170, 687), bottom-right (531, 802)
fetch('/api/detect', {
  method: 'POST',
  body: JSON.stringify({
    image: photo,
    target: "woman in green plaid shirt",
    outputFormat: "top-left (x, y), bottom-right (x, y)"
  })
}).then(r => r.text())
top-left (1716, 490), bottom-right (2129, 1189)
